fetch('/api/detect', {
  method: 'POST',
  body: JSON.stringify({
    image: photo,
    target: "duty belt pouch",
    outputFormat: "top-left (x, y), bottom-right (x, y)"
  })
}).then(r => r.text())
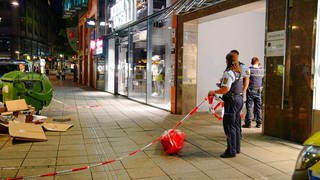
top-left (222, 94), bottom-right (234, 102)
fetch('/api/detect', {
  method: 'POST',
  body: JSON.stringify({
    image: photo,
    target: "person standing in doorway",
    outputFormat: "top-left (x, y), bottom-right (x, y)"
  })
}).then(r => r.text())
top-left (208, 53), bottom-right (244, 158)
top-left (243, 57), bottom-right (264, 128)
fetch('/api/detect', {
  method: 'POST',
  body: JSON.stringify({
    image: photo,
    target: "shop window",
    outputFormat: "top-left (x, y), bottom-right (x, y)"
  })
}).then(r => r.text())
top-left (117, 28), bottom-right (130, 96)
top-left (128, 21), bottom-right (148, 102)
top-left (106, 38), bottom-right (115, 93)
top-left (147, 16), bottom-right (172, 110)
top-left (136, 0), bottom-right (148, 20)
top-left (153, 0), bottom-right (167, 12)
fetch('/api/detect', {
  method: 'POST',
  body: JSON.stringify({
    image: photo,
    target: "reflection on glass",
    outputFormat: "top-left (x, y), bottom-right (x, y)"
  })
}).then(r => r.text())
top-left (96, 57), bottom-right (105, 90)
top-left (129, 22), bottom-right (148, 102)
top-left (153, 0), bottom-right (167, 12)
top-left (136, 0), bottom-right (148, 19)
top-left (147, 17), bottom-right (172, 110)
top-left (118, 34), bottom-right (129, 95)
top-left (106, 38), bottom-right (115, 93)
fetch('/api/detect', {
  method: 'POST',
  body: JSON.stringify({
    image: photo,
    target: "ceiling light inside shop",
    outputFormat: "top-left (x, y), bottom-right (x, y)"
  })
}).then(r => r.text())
top-left (11, 1), bottom-right (19, 6)
top-left (87, 20), bottom-right (95, 26)
top-left (99, 21), bottom-right (107, 26)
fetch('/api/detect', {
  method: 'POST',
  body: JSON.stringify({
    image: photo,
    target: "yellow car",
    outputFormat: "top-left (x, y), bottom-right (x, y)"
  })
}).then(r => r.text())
top-left (293, 132), bottom-right (320, 180)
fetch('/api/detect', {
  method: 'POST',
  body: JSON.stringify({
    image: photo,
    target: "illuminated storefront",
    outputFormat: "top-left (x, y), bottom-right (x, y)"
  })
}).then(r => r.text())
top-left (103, 0), bottom-right (172, 110)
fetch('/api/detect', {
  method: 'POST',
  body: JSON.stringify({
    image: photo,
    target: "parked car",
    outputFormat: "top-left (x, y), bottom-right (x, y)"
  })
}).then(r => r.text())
top-left (0, 59), bottom-right (30, 103)
top-left (0, 59), bottom-right (29, 77)
top-left (293, 132), bottom-right (320, 180)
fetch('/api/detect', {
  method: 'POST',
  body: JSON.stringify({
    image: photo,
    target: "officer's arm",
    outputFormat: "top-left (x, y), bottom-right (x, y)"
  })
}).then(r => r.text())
top-left (212, 86), bottom-right (229, 95)
top-left (243, 76), bottom-right (249, 93)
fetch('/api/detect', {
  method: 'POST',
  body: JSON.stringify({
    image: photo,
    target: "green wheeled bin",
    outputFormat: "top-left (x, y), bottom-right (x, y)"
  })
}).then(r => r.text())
top-left (0, 71), bottom-right (53, 112)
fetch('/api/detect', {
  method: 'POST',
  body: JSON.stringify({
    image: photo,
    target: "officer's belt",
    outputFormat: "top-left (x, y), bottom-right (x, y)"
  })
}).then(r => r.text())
top-left (248, 87), bottom-right (263, 93)
top-left (226, 92), bottom-right (243, 97)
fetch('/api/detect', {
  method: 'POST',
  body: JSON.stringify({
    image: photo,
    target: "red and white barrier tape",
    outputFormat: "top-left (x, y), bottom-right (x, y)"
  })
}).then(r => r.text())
top-left (3, 98), bottom-right (210, 180)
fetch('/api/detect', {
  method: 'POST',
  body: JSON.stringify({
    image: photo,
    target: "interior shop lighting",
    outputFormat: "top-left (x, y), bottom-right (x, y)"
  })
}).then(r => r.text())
top-left (99, 21), bottom-right (107, 26)
top-left (11, 1), bottom-right (19, 6)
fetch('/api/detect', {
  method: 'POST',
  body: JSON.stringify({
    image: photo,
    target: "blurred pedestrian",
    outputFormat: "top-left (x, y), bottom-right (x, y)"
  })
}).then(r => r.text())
top-left (19, 63), bottom-right (25, 72)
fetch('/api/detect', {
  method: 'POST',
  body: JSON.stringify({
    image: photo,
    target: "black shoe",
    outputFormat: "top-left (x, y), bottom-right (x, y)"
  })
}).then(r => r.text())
top-left (256, 124), bottom-right (261, 128)
top-left (220, 153), bottom-right (236, 158)
top-left (242, 124), bottom-right (251, 128)
top-left (236, 151), bottom-right (240, 154)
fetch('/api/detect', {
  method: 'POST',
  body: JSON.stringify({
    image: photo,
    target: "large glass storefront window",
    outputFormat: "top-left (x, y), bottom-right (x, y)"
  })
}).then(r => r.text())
top-left (129, 21), bottom-right (148, 102)
top-left (136, 0), bottom-right (148, 19)
top-left (106, 38), bottom-right (115, 93)
top-left (96, 56), bottom-right (105, 91)
top-left (117, 29), bottom-right (129, 95)
top-left (147, 17), bottom-right (172, 110)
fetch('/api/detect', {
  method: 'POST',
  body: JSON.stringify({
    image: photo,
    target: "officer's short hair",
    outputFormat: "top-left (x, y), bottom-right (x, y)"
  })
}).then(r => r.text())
top-left (230, 50), bottom-right (239, 55)
top-left (251, 57), bottom-right (260, 65)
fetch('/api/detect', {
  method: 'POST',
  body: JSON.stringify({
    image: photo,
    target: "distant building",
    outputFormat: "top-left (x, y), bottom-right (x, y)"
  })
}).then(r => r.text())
top-left (0, 0), bottom-right (58, 60)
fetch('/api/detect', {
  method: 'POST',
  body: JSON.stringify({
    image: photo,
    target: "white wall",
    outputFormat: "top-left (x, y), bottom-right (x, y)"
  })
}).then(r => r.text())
top-left (197, 10), bottom-right (266, 111)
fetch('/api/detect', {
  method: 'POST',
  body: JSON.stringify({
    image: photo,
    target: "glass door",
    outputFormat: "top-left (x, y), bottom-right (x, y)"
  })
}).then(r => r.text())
top-left (128, 21), bottom-right (148, 103)
top-left (117, 29), bottom-right (129, 96)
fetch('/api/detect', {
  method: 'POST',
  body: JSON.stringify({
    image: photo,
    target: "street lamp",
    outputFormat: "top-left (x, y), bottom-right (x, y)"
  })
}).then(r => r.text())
top-left (15, 50), bottom-right (20, 59)
top-left (11, 1), bottom-right (19, 6)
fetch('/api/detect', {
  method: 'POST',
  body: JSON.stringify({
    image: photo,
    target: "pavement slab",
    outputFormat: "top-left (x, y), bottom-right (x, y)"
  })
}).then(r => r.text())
top-left (0, 79), bottom-right (303, 180)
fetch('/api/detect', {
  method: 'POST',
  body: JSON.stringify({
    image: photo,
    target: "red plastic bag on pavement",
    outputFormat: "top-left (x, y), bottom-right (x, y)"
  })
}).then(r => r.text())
top-left (161, 129), bottom-right (186, 155)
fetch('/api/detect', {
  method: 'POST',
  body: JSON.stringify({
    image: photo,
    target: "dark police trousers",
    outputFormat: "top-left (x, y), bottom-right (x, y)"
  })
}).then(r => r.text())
top-left (245, 89), bottom-right (262, 125)
top-left (223, 95), bottom-right (243, 155)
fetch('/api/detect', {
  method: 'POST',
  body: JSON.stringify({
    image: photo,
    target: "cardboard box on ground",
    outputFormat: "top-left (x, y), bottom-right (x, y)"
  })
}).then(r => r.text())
top-left (0, 99), bottom-right (73, 142)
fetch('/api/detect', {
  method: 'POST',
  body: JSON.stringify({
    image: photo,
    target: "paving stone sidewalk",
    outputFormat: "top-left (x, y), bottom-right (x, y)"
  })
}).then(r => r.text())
top-left (0, 80), bottom-right (302, 180)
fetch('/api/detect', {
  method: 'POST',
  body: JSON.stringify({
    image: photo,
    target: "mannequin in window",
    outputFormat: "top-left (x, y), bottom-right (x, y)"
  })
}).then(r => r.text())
top-left (151, 55), bottom-right (164, 96)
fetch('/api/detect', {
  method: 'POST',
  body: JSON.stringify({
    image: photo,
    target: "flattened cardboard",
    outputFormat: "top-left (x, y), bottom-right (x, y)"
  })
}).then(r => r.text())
top-left (1, 112), bottom-right (13, 116)
top-left (9, 121), bottom-right (47, 142)
top-left (42, 123), bottom-right (73, 132)
top-left (6, 99), bottom-right (28, 112)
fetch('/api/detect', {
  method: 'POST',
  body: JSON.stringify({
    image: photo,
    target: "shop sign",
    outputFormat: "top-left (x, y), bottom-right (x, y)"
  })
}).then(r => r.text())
top-left (95, 39), bottom-right (103, 55)
top-left (266, 30), bottom-right (286, 57)
top-left (90, 39), bottom-right (104, 55)
top-left (132, 30), bottom-right (147, 42)
top-left (110, 0), bottom-right (135, 29)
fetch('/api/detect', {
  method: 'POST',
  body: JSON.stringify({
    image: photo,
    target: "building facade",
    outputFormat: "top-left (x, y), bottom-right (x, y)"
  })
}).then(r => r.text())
top-left (90, 0), bottom-right (174, 111)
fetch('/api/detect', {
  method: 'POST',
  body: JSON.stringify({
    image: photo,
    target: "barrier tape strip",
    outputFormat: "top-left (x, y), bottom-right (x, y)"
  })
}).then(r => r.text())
top-left (2, 98), bottom-right (209, 180)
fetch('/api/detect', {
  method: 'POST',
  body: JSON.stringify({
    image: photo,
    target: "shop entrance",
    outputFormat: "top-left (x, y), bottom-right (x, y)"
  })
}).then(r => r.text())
top-left (181, 1), bottom-right (266, 126)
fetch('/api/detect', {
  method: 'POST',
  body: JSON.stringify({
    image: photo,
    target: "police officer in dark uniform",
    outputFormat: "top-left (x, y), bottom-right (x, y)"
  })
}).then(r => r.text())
top-left (243, 57), bottom-right (264, 128)
top-left (208, 53), bottom-right (244, 158)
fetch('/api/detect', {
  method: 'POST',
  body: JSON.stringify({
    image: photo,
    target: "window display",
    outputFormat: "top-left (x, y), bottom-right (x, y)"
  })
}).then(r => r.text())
top-left (147, 17), bottom-right (172, 110)
top-left (136, 0), bottom-right (148, 20)
top-left (129, 21), bottom-right (148, 102)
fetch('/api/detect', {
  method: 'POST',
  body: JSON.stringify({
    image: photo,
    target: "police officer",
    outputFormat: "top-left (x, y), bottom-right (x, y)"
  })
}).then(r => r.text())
top-left (243, 57), bottom-right (264, 128)
top-left (230, 50), bottom-right (249, 145)
top-left (208, 53), bottom-right (243, 158)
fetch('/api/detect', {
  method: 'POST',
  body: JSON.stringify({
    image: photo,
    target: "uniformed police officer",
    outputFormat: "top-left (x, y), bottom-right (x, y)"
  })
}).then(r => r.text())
top-left (230, 50), bottom-right (249, 149)
top-left (243, 57), bottom-right (264, 128)
top-left (208, 53), bottom-right (244, 158)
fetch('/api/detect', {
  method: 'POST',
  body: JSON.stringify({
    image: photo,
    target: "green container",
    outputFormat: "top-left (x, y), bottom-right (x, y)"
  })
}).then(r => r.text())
top-left (0, 71), bottom-right (53, 111)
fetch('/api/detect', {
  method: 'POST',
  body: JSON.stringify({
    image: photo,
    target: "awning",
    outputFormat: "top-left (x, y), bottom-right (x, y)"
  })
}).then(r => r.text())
top-left (158, 0), bottom-right (226, 20)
